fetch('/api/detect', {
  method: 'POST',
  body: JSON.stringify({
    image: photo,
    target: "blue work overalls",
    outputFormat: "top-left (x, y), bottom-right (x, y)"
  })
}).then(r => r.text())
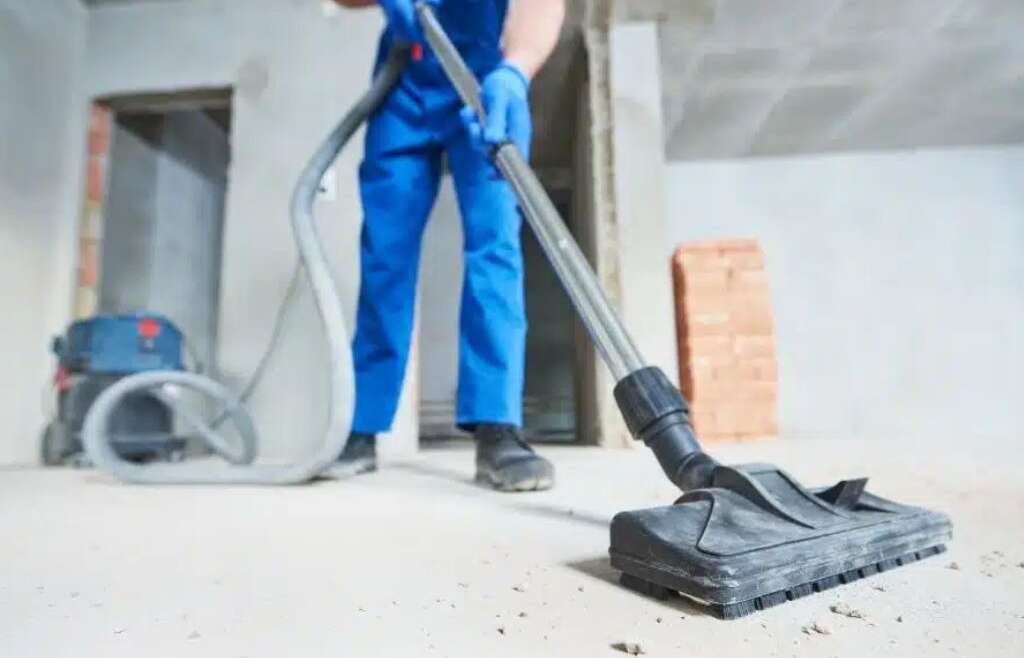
top-left (351, 0), bottom-right (526, 433)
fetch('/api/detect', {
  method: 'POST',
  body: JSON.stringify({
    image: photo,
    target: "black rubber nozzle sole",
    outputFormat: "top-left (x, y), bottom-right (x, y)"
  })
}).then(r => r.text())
top-left (609, 463), bottom-right (953, 619)
top-left (617, 544), bottom-right (947, 619)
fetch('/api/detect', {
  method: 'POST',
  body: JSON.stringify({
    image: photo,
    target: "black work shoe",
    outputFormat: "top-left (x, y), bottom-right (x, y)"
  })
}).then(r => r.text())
top-left (335, 433), bottom-right (377, 475)
top-left (474, 424), bottom-right (554, 492)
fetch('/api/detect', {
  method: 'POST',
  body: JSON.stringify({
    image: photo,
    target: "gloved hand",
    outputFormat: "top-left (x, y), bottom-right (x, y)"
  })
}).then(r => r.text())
top-left (459, 61), bottom-right (532, 160)
top-left (379, 0), bottom-right (424, 44)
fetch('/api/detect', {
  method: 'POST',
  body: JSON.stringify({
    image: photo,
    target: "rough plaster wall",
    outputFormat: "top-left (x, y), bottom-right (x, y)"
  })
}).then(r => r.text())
top-left (99, 118), bottom-right (161, 315)
top-left (664, 146), bottom-right (1024, 442)
top-left (150, 110), bottom-right (229, 372)
top-left (0, 0), bottom-right (88, 464)
top-left (86, 0), bottom-right (419, 459)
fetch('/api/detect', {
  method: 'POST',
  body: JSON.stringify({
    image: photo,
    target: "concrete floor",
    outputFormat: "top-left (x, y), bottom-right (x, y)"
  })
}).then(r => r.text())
top-left (2, 438), bottom-right (1022, 657)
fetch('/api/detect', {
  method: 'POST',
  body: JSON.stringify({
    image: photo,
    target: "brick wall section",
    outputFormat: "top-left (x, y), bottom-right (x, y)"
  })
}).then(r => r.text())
top-left (672, 239), bottom-right (778, 441)
top-left (75, 104), bottom-right (111, 318)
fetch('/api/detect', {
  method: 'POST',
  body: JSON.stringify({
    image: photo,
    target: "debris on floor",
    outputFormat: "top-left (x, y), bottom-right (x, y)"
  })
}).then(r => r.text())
top-left (611, 641), bottom-right (646, 655)
top-left (829, 602), bottom-right (865, 619)
top-left (497, 627), bottom-right (506, 636)
top-left (896, 616), bottom-right (904, 623)
top-left (512, 584), bottom-right (527, 593)
top-left (801, 621), bottom-right (832, 636)
top-left (187, 631), bottom-right (201, 640)
top-left (947, 561), bottom-right (960, 570)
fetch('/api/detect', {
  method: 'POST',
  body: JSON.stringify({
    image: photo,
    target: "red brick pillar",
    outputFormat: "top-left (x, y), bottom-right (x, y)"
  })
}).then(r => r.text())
top-left (76, 104), bottom-right (111, 318)
top-left (672, 239), bottom-right (778, 442)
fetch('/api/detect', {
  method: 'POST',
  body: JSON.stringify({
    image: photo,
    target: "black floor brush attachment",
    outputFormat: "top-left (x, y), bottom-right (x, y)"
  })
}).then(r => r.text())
top-left (412, 4), bottom-right (953, 620)
top-left (609, 367), bottom-right (953, 619)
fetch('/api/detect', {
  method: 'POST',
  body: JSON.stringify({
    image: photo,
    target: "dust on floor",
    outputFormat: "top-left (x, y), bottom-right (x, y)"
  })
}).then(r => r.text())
top-left (1, 437), bottom-right (1022, 657)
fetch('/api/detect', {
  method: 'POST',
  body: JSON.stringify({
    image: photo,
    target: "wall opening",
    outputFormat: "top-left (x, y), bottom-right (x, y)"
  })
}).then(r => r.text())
top-left (78, 89), bottom-right (232, 374)
top-left (416, 21), bottom-right (588, 445)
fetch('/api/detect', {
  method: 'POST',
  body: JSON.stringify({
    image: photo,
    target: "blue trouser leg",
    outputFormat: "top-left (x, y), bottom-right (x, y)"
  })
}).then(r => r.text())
top-left (352, 106), bottom-right (442, 433)
top-left (447, 130), bottom-right (527, 429)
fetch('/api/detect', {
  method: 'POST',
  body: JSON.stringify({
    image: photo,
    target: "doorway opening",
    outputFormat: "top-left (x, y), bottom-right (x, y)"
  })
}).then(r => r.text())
top-left (416, 25), bottom-right (588, 445)
top-left (77, 88), bottom-right (232, 374)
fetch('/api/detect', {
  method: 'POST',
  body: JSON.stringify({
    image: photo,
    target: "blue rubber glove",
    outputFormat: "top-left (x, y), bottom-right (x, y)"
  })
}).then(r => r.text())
top-left (459, 61), bottom-right (532, 160)
top-left (379, 0), bottom-right (424, 43)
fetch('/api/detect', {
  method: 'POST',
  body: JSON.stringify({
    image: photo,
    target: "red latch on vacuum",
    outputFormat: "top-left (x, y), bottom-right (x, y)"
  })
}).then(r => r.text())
top-left (411, 43), bottom-right (424, 61)
top-left (138, 318), bottom-right (161, 340)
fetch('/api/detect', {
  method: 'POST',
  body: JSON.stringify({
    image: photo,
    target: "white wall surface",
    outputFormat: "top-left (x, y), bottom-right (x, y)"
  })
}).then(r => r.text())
top-left (664, 146), bottom-right (1024, 443)
top-left (86, 0), bottom-right (419, 460)
top-left (0, 0), bottom-right (88, 464)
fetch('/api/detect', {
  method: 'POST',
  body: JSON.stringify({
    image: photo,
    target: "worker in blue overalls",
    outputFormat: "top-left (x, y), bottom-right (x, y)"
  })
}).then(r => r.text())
top-left (333, 0), bottom-right (565, 490)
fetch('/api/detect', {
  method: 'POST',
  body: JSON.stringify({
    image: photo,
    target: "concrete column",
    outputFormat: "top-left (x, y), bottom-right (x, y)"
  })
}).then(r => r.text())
top-left (576, 1), bottom-right (631, 447)
top-left (609, 21), bottom-right (679, 387)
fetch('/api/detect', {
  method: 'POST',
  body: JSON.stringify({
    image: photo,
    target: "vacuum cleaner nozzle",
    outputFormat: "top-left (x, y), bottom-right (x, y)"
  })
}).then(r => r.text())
top-left (610, 368), bottom-right (953, 619)
top-left (411, 4), bottom-right (953, 619)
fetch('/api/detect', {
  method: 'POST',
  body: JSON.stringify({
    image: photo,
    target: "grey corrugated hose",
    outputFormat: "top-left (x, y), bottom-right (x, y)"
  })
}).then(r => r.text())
top-left (81, 46), bottom-right (410, 484)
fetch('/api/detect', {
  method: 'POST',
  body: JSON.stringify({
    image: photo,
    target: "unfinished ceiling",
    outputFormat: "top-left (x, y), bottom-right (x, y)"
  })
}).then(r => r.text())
top-left (647, 0), bottom-right (1024, 160)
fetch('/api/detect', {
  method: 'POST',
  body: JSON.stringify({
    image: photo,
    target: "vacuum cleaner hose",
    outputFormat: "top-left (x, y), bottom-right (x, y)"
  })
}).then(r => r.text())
top-left (81, 46), bottom-right (410, 484)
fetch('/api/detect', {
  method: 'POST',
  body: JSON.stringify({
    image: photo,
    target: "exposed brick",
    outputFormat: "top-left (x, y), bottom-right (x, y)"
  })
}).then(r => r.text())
top-left (693, 382), bottom-right (776, 403)
top-left (686, 312), bottom-right (732, 336)
top-left (90, 104), bottom-right (111, 132)
top-left (86, 157), bottom-right (106, 204)
top-left (712, 362), bottom-right (768, 382)
top-left (673, 239), bottom-right (778, 442)
top-left (682, 335), bottom-right (734, 358)
top-left (681, 269), bottom-right (730, 292)
top-left (679, 251), bottom-right (731, 272)
top-left (751, 358), bottom-right (778, 381)
top-left (80, 206), bottom-right (103, 241)
top-left (729, 269), bottom-right (770, 292)
top-left (728, 250), bottom-right (766, 270)
top-left (734, 335), bottom-right (774, 359)
top-left (89, 128), bottom-right (110, 157)
top-left (729, 305), bottom-right (775, 335)
top-left (690, 410), bottom-right (717, 436)
top-left (78, 240), bottom-right (100, 287)
top-left (714, 403), bottom-right (776, 436)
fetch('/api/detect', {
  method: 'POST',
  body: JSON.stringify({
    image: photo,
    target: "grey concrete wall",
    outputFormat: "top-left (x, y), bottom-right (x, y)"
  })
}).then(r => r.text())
top-left (101, 110), bottom-right (227, 376)
top-left (85, 0), bottom-right (419, 460)
top-left (663, 146), bottom-right (1024, 442)
top-left (0, 0), bottom-right (88, 464)
top-left (99, 116), bottom-right (161, 316)
top-left (150, 110), bottom-right (229, 371)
